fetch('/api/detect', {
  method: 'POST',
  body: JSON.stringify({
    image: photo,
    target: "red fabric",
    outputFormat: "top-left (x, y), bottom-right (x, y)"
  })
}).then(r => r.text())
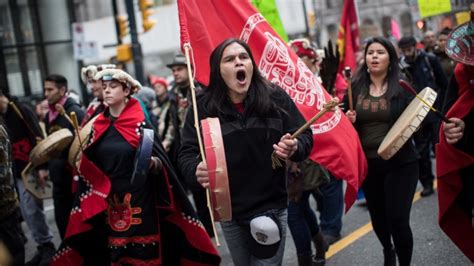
top-left (177, 0), bottom-right (367, 211)
top-left (233, 103), bottom-right (245, 113)
top-left (92, 98), bottom-right (143, 149)
top-left (12, 138), bottom-right (31, 162)
top-left (436, 63), bottom-right (474, 262)
top-left (334, 73), bottom-right (348, 102)
top-left (81, 101), bottom-right (104, 126)
top-left (336, 0), bottom-right (359, 73)
top-left (47, 96), bottom-right (68, 123)
top-left (112, 256), bottom-right (161, 266)
top-left (149, 75), bottom-right (168, 88)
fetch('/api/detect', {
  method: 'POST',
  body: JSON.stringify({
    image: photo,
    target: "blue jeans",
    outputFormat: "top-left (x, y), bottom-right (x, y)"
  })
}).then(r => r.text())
top-left (288, 191), bottom-right (320, 256)
top-left (314, 177), bottom-right (343, 237)
top-left (221, 209), bottom-right (287, 266)
top-left (15, 178), bottom-right (53, 245)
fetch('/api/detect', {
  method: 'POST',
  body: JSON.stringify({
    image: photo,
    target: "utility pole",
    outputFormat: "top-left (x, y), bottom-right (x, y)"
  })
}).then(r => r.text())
top-left (301, 0), bottom-right (310, 38)
top-left (124, 0), bottom-right (145, 84)
top-left (112, 0), bottom-right (122, 46)
top-left (0, 32), bottom-right (9, 95)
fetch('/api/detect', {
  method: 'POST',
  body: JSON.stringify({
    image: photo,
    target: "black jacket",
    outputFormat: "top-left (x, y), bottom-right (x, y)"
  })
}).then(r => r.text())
top-left (178, 85), bottom-right (313, 220)
top-left (400, 50), bottom-right (448, 123)
top-left (4, 100), bottom-right (44, 178)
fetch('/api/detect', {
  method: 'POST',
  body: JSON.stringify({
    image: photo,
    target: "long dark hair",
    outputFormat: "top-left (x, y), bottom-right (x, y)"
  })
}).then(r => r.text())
top-left (204, 38), bottom-right (275, 117)
top-left (352, 36), bottom-right (401, 100)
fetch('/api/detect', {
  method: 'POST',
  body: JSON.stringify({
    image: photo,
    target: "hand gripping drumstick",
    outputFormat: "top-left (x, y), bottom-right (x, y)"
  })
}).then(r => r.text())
top-left (183, 43), bottom-right (220, 246)
top-left (55, 105), bottom-right (84, 168)
top-left (55, 104), bottom-right (76, 126)
top-left (399, 80), bottom-right (450, 123)
top-left (271, 98), bottom-right (339, 169)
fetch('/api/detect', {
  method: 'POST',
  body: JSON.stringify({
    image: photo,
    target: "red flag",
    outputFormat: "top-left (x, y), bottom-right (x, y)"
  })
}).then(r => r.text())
top-left (177, 0), bottom-right (367, 211)
top-left (336, 0), bottom-right (360, 72)
top-left (436, 64), bottom-right (474, 262)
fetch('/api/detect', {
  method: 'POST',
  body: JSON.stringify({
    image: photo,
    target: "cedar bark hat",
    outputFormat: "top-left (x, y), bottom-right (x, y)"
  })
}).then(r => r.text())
top-left (81, 64), bottom-right (116, 85)
top-left (94, 69), bottom-right (142, 94)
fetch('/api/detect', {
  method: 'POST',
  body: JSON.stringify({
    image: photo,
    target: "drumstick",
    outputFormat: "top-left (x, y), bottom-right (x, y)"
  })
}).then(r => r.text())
top-left (271, 98), bottom-right (339, 168)
top-left (184, 43), bottom-right (221, 246)
top-left (70, 112), bottom-right (84, 154)
top-left (343, 67), bottom-right (353, 111)
top-left (8, 102), bottom-right (42, 142)
top-left (399, 80), bottom-right (450, 123)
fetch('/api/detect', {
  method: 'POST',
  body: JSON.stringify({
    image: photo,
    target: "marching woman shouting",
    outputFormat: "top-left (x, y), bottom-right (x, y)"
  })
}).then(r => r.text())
top-left (51, 69), bottom-right (220, 265)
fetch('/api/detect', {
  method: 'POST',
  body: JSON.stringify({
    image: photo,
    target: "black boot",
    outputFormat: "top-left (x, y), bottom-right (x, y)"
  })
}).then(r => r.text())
top-left (312, 256), bottom-right (326, 266)
top-left (26, 242), bottom-right (55, 266)
top-left (297, 255), bottom-right (313, 266)
top-left (420, 182), bottom-right (434, 197)
top-left (313, 232), bottom-right (329, 262)
top-left (383, 247), bottom-right (396, 266)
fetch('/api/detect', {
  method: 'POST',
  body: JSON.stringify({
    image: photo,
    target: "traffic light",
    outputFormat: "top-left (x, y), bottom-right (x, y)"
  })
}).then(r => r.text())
top-left (116, 15), bottom-right (129, 39)
top-left (116, 43), bottom-right (132, 62)
top-left (139, 0), bottom-right (156, 32)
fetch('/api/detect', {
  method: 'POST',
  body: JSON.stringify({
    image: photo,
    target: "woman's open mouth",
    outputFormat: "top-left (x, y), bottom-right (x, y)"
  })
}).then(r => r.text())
top-left (236, 70), bottom-right (247, 84)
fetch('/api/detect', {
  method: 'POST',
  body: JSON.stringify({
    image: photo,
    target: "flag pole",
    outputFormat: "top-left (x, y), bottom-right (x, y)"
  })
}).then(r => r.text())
top-left (183, 43), bottom-right (221, 246)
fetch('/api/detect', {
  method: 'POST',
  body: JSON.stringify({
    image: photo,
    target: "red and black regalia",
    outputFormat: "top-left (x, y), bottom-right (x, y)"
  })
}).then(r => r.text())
top-left (436, 63), bottom-right (474, 262)
top-left (81, 98), bottom-right (106, 126)
top-left (51, 98), bottom-right (220, 265)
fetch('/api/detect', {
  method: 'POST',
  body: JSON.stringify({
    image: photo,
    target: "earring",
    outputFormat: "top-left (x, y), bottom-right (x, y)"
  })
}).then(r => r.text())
top-left (367, 68), bottom-right (370, 73)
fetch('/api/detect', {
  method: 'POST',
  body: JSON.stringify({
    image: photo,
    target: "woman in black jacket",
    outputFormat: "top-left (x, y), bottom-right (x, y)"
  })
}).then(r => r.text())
top-left (345, 37), bottom-right (418, 266)
top-left (179, 38), bottom-right (313, 265)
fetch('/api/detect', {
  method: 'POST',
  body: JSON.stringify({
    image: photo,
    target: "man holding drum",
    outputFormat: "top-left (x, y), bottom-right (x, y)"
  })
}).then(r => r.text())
top-left (43, 74), bottom-right (84, 240)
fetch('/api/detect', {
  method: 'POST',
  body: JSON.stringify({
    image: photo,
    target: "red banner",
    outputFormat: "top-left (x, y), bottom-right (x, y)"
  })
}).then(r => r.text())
top-left (436, 64), bottom-right (474, 262)
top-left (178, 0), bottom-right (367, 211)
top-left (337, 0), bottom-right (360, 72)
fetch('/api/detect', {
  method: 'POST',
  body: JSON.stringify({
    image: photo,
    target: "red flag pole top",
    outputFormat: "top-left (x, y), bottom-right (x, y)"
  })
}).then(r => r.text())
top-left (337, 0), bottom-right (360, 73)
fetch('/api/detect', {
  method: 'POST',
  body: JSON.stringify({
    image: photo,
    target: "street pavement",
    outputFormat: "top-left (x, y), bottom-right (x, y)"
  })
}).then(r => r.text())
top-left (24, 183), bottom-right (471, 265)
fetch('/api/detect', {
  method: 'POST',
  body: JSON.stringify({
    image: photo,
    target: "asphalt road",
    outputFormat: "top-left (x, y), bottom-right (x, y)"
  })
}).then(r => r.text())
top-left (24, 183), bottom-right (471, 265)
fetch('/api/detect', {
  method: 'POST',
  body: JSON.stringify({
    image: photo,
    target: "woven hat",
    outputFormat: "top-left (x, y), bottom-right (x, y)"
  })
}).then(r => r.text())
top-left (81, 64), bottom-right (116, 85)
top-left (94, 69), bottom-right (142, 94)
top-left (445, 4), bottom-right (474, 66)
